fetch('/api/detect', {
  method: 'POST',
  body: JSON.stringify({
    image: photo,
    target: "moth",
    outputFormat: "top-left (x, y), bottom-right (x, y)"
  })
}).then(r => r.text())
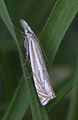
top-left (20, 19), bottom-right (56, 105)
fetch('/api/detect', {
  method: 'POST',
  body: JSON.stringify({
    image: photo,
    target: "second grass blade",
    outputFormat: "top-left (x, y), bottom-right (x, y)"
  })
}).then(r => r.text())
top-left (0, 0), bottom-right (49, 120)
top-left (40, 0), bottom-right (78, 63)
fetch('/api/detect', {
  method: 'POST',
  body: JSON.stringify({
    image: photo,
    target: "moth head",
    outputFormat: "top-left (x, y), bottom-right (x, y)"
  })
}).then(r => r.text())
top-left (20, 19), bottom-right (33, 36)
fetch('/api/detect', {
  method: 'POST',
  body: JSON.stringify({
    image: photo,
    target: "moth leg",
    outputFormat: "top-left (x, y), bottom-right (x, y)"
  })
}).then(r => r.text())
top-left (22, 61), bottom-right (27, 68)
top-left (22, 55), bottom-right (31, 68)
top-left (24, 39), bottom-right (30, 60)
top-left (22, 38), bottom-right (30, 68)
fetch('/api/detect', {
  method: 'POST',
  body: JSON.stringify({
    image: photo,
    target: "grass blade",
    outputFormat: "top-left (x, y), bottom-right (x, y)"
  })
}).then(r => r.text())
top-left (46, 76), bottom-right (75, 112)
top-left (66, 57), bottom-right (78, 120)
top-left (3, 79), bottom-right (29, 120)
top-left (46, 56), bottom-right (78, 113)
top-left (66, 88), bottom-right (78, 120)
top-left (0, 0), bottom-right (49, 120)
top-left (40, 0), bottom-right (78, 63)
top-left (0, 49), bottom-right (14, 98)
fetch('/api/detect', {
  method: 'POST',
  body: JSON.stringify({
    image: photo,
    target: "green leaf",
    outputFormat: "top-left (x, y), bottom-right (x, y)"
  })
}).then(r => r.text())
top-left (0, 49), bottom-right (14, 98)
top-left (46, 76), bottom-right (75, 112)
top-left (46, 56), bottom-right (78, 113)
top-left (0, 0), bottom-right (49, 120)
top-left (0, 0), bottom-right (17, 43)
top-left (40, 0), bottom-right (78, 63)
top-left (3, 79), bottom-right (29, 120)
top-left (66, 88), bottom-right (78, 120)
top-left (66, 57), bottom-right (78, 120)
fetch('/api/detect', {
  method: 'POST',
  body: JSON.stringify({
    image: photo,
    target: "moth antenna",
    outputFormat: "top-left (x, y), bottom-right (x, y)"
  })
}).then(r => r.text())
top-left (12, 23), bottom-right (26, 38)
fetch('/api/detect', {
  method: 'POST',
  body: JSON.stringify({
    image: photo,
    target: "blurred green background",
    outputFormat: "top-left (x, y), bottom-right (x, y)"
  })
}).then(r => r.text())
top-left (0, 0), bottom-right (78, 120)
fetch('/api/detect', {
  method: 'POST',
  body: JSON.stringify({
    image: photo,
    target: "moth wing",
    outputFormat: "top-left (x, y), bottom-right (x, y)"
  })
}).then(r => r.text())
top-left (28, 35), bottom-right (55, 105)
